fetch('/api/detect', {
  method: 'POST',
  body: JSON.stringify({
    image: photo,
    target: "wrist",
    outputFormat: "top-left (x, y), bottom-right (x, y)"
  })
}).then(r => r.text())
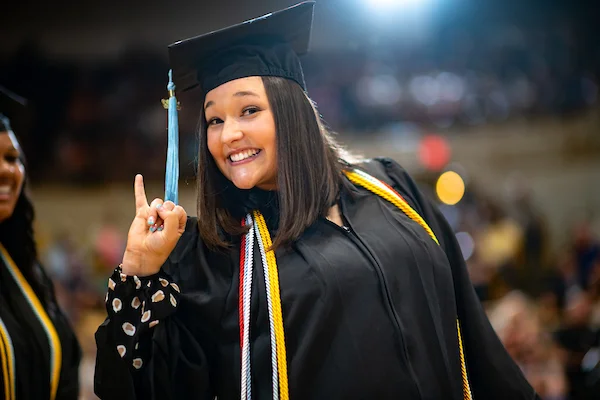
top-left (121, 250), bottom-right (144, 276)
top-left (121, 249), bottom-right (164, 277)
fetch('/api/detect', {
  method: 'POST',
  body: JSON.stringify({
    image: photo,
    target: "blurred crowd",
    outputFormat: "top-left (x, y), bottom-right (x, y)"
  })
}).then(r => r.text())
top-left (446, 188), bottom-right (600, 400)
top-left (305, 23), bottom-right (598, 134)
top-left (0, 18), bottom-right (598, 184)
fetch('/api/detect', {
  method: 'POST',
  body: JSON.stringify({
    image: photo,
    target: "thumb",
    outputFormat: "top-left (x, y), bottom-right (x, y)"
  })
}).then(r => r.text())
top-left (158, 205), bottom-right (187, 237)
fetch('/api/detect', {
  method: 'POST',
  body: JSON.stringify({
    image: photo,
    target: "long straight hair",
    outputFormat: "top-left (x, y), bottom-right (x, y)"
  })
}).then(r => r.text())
top-left (196, 76), bottom-right (349, 250)
top-left (0, 116), bottom-right (50, 306)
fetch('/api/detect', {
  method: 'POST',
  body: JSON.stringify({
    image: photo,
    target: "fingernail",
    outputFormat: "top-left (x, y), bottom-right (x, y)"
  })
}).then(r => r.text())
top-left (147, 216), bottom-right (155, 226)
top-left (156, 204), bottom-right (163, 210)
top-left (157, 226), bottom-right (164, 232)
top-left (149, 225), bottom-right (157, 233)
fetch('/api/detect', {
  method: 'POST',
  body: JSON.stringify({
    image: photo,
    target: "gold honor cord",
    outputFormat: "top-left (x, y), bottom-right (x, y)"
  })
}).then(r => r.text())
top-left (0, 316), bottom-right (15, 400)
top-left (0, 244), bottom-right (62, 400)
top-left (343, 169), bottom-right (472, 400)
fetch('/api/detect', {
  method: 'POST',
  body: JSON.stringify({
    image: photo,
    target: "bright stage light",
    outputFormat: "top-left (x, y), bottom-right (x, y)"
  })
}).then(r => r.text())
top-left (367, 0), bottom-right (396, 7)
top-left (367, 0), bottom-right (427, 10)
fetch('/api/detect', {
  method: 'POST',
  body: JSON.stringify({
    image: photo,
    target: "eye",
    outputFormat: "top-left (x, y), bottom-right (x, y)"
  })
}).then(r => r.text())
top-left (207, 117), bottom-right (223, 126)
top-left (5, 155), bottom-right (19, 163)
top-left (242, 107), bottom-right (260, 117)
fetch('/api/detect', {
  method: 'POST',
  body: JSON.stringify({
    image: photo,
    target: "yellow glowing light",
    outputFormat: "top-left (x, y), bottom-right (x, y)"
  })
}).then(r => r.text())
top-left (436, 171), bottom-right (465, 205)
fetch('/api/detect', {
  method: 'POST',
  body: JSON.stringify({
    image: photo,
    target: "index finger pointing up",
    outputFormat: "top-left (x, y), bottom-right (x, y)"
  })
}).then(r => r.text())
top-left (134, 174), bottom-right (149, 210)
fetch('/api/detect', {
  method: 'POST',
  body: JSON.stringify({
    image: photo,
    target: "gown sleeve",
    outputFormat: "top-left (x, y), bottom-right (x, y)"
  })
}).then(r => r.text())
top-left (41, 266), bottom-right (82, 400)
top-left (54, 311), bottom-right (81, 399)
top-left (94, 219), bottom-right (217, 400)
top-left (368, 157), bottom-right (540, 400)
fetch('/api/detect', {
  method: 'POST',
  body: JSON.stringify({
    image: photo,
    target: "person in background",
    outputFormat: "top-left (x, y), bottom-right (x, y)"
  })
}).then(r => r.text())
top-left (0, 86), bottom-right (81, 399)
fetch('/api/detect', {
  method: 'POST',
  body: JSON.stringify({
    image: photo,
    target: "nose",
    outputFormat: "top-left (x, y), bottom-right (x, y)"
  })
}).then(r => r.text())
top-left (0, 160), bottom-right (15, 176)
top-left (220, 118), bottom-right (244, 145)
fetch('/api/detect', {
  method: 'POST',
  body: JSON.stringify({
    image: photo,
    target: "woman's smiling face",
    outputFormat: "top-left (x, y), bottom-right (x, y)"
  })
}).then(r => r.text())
top-left (204, 76), bottom-right (278, 190)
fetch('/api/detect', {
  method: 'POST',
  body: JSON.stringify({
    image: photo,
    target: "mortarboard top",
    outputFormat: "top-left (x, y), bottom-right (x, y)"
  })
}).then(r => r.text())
top-left (0, 85), bottom-right (28, 131)
top-left (168, 1), bottom-right (315, 96)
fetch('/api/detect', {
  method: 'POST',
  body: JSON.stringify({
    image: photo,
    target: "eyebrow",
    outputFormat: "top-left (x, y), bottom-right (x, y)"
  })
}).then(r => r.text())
top-left (1, 145), bottom-right (19, 153)
top-left (204, 90), bottom-right (260, 110)
top-left (0, 148), bottom-right (20, 157)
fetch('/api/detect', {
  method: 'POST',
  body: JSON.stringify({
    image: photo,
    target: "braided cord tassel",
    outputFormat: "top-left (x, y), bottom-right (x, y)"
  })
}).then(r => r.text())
top-left (239, 220), bottom-right (246, 348)
top-left (164, 70), bottom-right (179, 204)
top-left (1, 244), bottom-right (62, 400)
top-left (239, 220), bottom-right (246, 398)
top-left (253, 214), bottom-right (280, 400)
top-left (456, 320), bottom-right (473, 399)
top-left (254, 211), bottom-right (290, 400)
top-left (344, 169), bottom-right (439, 245)
top-left (343, 169), bottom-right (472, 400)
top-left (240, 215), bottom-right (255, 400)
top-left (0, 317), bottom-right (15, 400)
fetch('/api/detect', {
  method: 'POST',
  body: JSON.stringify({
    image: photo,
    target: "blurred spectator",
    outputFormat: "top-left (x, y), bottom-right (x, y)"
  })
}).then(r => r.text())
top-left (573, 221), bottom-right (600, 290)
top-left (554, 291), bottom-right (600, 399)
top-left (75, 310), bottom-right (108, 400)
top-left (512, 188), bottom-right (549, 295)
top-left (44, 231), bottom-right (101, 325)
top-left (488, 291), bottom-right (568, 399)
top-left (90, 211), bottom-right (127, 291)
top-left (475, 199), bottom-right (524, 299)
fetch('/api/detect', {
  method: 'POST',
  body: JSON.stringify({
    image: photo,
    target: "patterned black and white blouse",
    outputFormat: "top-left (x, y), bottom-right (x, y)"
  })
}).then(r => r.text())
top-left (104, 265), bottom-right (181, 371)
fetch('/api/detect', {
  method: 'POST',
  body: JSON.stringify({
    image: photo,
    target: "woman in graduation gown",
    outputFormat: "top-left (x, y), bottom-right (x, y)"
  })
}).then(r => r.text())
top-left (94, 2), bottom-right (539, 399)
top-left (0, 94), bottom-right (81, 399)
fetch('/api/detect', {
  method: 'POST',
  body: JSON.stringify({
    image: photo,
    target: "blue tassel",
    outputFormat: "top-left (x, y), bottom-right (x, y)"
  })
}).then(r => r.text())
top-left (165, 70), bottom-right (179, 204)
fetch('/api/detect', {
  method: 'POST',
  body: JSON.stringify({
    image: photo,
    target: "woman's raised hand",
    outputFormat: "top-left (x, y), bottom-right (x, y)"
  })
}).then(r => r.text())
top-left (120, 174), bottom-right (187, 276)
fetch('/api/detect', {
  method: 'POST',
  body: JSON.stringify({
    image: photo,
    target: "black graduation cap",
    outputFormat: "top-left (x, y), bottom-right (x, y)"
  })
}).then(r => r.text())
top-left (0, 85), bottom-right (28, 131)
top-left (168, 1), bottom-right (315, 95)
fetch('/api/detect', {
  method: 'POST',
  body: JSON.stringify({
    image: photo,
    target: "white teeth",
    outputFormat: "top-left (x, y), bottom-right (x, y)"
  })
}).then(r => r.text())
top-left (0, 186), bottom-right (11, 194)
top-left (229, 149), bottom-right (259, 162)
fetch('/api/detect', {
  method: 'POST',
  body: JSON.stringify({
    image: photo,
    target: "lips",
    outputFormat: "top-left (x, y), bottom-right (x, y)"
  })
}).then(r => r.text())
top-left (0, 184), bottom-right (15, 202)
top-left (0, 185), bottom-right (11, 196)
top-left (228, 149), bottom-right (261, 163)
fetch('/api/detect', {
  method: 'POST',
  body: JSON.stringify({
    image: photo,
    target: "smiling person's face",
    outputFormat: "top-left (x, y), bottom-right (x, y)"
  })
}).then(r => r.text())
top-left (204, 76), bottom-right (278, 190)
top-left (0, 130), bottom-right (24, 222)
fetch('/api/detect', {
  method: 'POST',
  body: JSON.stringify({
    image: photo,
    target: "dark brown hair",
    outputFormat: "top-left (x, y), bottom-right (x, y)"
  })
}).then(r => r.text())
top-left (196, 76), bottom-right (348, 250)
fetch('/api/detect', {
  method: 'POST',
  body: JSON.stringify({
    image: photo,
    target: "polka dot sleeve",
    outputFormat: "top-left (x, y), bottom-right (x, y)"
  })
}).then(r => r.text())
top-left (104, 265), bottom-right (181, 371)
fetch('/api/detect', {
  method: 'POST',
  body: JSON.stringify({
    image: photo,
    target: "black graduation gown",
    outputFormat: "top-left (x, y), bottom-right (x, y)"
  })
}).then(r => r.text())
top-left (95, 158), bottom-right (538, 400)
top-left (0, 256), bottom-right (81, 399)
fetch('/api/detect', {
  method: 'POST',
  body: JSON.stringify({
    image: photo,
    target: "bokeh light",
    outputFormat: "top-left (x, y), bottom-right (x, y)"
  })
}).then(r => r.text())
top-left (455, 232), bottom-right (475, 261)
top-left (418, 134), bottom-right (451, 171)
top-left (436, 171), bottom-right (466, 205)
